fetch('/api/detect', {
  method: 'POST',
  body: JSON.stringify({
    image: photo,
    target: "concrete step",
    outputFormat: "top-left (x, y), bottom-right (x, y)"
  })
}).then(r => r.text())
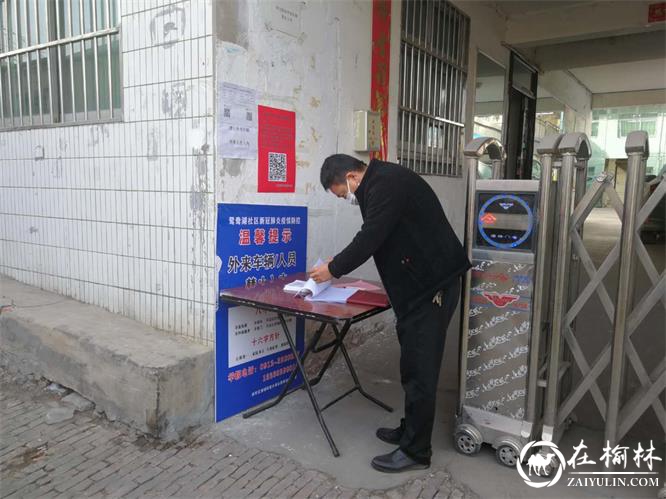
top-left (0, 275), bottom-right (214, 440)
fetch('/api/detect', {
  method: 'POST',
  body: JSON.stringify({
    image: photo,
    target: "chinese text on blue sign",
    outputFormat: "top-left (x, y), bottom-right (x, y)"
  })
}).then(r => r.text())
top-left (216, 204), bottom-right (307, 421)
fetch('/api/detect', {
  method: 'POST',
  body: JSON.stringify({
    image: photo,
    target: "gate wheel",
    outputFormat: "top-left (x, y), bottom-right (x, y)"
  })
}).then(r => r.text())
top-left (496, 444), bottom-right (519, 467)
top-left (454, 431), bottom-right (481, 455)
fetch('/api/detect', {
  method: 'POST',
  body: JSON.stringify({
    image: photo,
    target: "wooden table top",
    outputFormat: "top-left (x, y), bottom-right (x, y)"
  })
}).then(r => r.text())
top-left (219, 272), bottom-right (390, 322)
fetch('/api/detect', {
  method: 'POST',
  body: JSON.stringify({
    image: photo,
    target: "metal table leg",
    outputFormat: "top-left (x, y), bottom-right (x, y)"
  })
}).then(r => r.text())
top-left (309, 321), bottom-right (350, 387)
top-left (243, 321), bottom-right (327, 418)
top-left (243, 316), bottom-right (340, 457)
top-left (242, 315), bottom-right (392, 457)
top-left (311, 320), bottom-right (393, 413)
top-left (330, 322), bottom-right (393, 413)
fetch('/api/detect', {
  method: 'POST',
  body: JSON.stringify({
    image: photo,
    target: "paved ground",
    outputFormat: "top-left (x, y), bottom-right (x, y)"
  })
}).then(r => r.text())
top-left (0, 367), bottom-right (477, 499)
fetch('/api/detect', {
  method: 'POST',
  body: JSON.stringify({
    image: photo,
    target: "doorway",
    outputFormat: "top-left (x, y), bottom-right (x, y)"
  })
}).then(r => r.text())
top-left (504, 53), bottom-right (538, 179)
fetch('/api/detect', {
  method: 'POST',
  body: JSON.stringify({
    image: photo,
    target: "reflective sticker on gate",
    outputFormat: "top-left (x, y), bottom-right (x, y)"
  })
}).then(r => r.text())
top-left (512, 274), bottom-right (531, 285)
top-left (481, 291), bottom-right (520, 308)
top-left (465, 259), bottom-right (534, 418)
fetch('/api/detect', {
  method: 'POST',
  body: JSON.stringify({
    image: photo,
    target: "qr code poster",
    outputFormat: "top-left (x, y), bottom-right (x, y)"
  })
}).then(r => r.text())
top-left (258, 106), bottom-right (296, 193)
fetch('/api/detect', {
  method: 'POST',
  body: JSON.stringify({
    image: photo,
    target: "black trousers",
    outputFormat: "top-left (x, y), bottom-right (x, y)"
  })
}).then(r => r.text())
top-left (396, 277), bottom-right (461, 463)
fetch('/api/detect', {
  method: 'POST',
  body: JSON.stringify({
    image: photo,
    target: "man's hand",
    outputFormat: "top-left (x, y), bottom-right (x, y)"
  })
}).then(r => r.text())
top-left (309, 261), bottom-right (333, 284)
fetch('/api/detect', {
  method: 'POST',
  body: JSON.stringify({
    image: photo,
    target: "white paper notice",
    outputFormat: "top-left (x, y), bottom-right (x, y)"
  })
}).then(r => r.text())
top-left (218, 82), bottom-right (258, 159)
top-left (263, 2), bottom-right (302, 37)
top-left (228, 306), bottom-right (293, 368)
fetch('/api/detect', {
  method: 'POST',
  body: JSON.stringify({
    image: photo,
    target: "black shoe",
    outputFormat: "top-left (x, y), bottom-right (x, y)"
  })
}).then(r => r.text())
top-left (371, 448), bottom-right (430, 473)
top-left (376, 425), bottom-right (403, 445)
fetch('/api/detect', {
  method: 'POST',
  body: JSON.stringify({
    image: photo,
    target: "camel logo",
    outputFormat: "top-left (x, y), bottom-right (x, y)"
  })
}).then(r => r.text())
top-left (482, 291), bottom-right (520, 308)
top-left (517, 441), bottom-right (567, 488)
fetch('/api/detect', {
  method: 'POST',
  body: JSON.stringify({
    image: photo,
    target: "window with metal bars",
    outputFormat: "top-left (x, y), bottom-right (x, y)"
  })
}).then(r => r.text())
top-left (0, 0), bottom-right (120, 129)
top-left (398, 0), bottom-right (469, 176)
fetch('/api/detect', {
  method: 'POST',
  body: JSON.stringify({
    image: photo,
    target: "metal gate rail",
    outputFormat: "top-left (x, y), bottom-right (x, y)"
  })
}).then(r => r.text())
top-left (458, 137), bottom-right (506, 417)
top-left (541, 131), bottom-right (666, 450)
top-left (605, 131), bottom-right (666, 446)
top-left (541, 133), bottom-right (592, 443)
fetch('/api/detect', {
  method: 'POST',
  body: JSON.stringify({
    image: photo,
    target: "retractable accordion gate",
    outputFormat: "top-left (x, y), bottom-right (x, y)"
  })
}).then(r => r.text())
top-left (455, 132), bottom-right (665, 480)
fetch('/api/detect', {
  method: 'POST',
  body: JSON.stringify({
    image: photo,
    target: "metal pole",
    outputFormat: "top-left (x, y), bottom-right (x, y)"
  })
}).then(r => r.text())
top-left (2, 0), bottom-right (8, 51)
top-left (416, 0), bottom-right (423, 174)
top-left (562, 151), bottom-right (590, 410)
top-left (0, 4), bottom-right (7, 122)
top-left (541, 141), bottom-right (578, 442)
top-left (54, 0), bottom-right (64, 122)
top-left (5, 57), bottom-right (14, 124)
top-left (24, 0), bottom-right (33, 123)
top-left (68, 0), bottom-right (76, 121)
top-left (490, 157), bottom-right (503, 179)
top-left (3, 0), bottom-right (14, 124)
top-left (44, 0), bottom-right (55, 124)
top-left (79, 0), bottom-right (87, 121)
top-left (407, 3), bottom-right (415, 172)
top-left (458, 157), bottom-right (477, 416)
top-left (526, 134), bottom-right (563, 426)
top-left (435, 3), bottom-right (446, 175)
top-left (399, 0), bottom-right (407, 165)
top-left (431, 4), bottom-right (438, 174)
top-left (14, 0), bottom-right (23, 125)
top-left (458, 137), bottom-right (506, 416)
top-left (92, 0), bottom-right (99, 119)
top-left (33, 0), bottom-right (43, 124)
top-left (105, 0), bottom-right (113, 117)
top-left (605, 131), bottom-right (649, 446)
top-left (424, 0), bottom-right (433, 174)
top-left (0, 58), bottom-right (4, 124)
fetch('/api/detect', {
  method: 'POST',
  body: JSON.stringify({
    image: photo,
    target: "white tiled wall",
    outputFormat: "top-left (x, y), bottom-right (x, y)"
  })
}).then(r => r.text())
top-left (0, 0), bottom-right (217, 344)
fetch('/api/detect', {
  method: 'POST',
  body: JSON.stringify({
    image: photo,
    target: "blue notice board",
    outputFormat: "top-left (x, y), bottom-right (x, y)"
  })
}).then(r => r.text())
top-left (216, 204), bottom-right (307, 421)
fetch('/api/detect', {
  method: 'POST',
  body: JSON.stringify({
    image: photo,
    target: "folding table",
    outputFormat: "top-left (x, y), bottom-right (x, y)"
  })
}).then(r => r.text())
top-left (219, 272), bottom-right (393, 457)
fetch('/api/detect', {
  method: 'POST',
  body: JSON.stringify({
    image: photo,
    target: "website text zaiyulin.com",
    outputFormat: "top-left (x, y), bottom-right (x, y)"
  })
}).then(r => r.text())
top-left (566, 476), bottom-right (660, 487)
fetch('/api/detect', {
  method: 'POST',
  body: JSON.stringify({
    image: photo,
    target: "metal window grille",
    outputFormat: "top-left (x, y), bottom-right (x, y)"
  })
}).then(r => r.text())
top-left (0, 0), bottom-right (120, 129)
top-left (398, 0), bottom-right (469, 176)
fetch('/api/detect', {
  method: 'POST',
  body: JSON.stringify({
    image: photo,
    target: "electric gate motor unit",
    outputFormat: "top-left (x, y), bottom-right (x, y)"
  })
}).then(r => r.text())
top-left (455, 178), bottom-right (541, 467)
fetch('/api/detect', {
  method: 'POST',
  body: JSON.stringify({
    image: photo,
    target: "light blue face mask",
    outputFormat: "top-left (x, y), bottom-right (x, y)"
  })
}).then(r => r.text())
top-left (345, 178), bottom-right (359, 205)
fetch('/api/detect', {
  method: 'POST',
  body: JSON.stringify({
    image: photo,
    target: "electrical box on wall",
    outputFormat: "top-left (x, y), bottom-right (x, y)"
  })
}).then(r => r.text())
top-left (353, 110), bottom-right (381, 152)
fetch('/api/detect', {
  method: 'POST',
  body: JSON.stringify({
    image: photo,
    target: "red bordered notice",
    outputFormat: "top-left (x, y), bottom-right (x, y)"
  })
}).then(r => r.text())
top-left (258, 106), bottom-right (296, 193)
top-left (648, 2), bottom-right (666, 23)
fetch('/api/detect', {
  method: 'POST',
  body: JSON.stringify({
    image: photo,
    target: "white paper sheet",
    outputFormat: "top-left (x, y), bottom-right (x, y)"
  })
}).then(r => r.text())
top-left (284, 258), bottom-right (343, 299)
top-left (283, 280), bottom-right (307, 293)
top-left (218, 82), bottom-right (258, 159)
top-left (333, 279), bottom-right (382, 291)
top-left (304, 287), bottom-right (360, 304)
top-left (283, 278), bottom-right (331, 296)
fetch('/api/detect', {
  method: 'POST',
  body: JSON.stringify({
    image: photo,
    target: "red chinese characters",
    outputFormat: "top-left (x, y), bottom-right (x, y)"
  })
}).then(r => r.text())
top-left (227, 365), bottom-right (257, 383)
top-left (238, 229), bottom-right (251, 246)
top-left (253, 228), bottom-right (266, 245)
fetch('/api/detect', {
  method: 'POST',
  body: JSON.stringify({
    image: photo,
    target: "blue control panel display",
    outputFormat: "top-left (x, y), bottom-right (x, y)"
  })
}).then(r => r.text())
top-left (476, 192), bottom-right (536, 251)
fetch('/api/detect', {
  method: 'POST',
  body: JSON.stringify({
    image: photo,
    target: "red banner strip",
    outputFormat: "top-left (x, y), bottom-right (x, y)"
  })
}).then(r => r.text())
top-left (370, 0), bottom-right (391, 160)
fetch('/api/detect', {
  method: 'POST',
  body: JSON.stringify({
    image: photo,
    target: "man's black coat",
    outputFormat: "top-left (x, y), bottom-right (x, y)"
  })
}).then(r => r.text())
top-left (328, 159), bottom-right (471, 320)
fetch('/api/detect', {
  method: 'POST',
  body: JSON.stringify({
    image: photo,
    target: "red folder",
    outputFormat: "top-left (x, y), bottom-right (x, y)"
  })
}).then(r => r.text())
top-left (347, 290), bottom-right (390, 307)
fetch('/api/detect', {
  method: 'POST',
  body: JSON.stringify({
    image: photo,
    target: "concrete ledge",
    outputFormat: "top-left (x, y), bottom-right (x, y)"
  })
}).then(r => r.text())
top-left (0, 275), bottom-right (214, 440)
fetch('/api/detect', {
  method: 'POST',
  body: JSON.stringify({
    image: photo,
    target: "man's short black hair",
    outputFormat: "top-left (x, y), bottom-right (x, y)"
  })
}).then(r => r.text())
top-left (320, 154), bottom-right (366, 190)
